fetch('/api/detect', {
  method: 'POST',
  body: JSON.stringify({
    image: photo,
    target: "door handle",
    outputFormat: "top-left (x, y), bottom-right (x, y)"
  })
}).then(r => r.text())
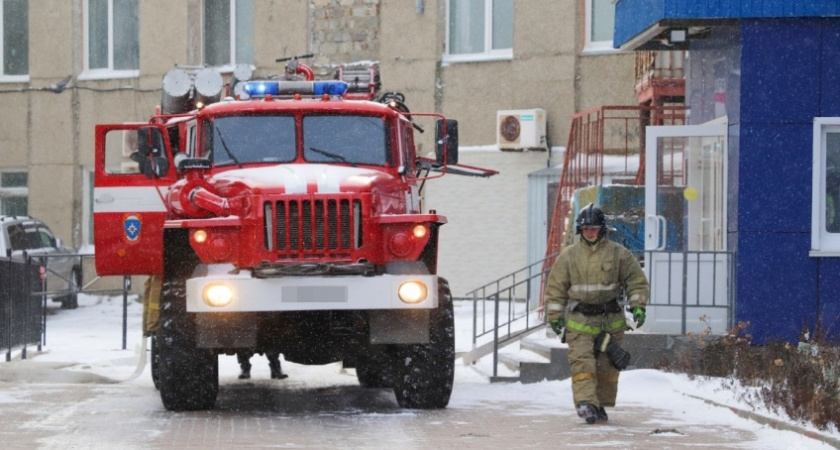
top-left (94, 193), bottom-right (114, 204)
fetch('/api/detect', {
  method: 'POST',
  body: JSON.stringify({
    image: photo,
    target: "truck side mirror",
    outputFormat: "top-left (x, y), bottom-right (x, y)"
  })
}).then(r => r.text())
top-left (435, 119), bottom-right (459, 166)
top-left (136, 127), bottom-right (169, 179)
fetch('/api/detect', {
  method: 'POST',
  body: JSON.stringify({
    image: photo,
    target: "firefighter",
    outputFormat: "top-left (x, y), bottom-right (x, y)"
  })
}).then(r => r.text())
top-left (545, 203), bottom-right (649, 424)
top-left (237, 351), bottom-right (288, 380)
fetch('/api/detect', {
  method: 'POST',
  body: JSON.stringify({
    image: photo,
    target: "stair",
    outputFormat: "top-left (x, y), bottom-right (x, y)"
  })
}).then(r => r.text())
top-left (480, 331), bottom-right (701, 384)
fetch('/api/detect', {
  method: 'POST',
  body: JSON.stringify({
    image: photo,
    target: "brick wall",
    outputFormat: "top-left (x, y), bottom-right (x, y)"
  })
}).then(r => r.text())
top-left (310, 0), bottom-right (380, 70)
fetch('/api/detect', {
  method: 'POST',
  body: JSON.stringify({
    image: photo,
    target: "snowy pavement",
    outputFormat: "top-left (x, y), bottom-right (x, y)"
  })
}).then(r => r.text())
top-left (0, 294), bottom-right (837, 449)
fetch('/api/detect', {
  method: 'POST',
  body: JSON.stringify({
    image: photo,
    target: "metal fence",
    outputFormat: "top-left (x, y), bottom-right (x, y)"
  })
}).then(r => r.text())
top-left (0, 257), bottom-right (42, 360)
top-left (1, 253), bottom-right (134, 361)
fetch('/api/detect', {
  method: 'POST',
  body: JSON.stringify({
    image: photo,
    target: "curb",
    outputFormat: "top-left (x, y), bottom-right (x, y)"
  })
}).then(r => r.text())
top-left (683, 393), bottom-right (840, 448)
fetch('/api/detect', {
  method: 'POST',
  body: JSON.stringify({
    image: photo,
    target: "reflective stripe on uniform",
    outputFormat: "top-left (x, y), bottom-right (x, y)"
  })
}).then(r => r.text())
top-left (566, 318), bottom-right (627, 335)
top-left (572, 372), bottom-right (596, 383)
top-left (569, 283), bottom-right (618, 294)
top-left (546, 303), bottom-right (564, 311)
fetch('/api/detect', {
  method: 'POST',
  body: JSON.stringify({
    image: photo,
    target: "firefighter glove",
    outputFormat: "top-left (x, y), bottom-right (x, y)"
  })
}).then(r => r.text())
top-left (632, 307), bottom-right (646, 328)
top-left (550, 318), bottom-right (565, 335)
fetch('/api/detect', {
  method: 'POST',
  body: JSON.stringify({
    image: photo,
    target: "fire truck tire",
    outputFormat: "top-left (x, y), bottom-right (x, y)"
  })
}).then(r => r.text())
top-left (356, 346), bottom-right (396, 388)
top-left (157, 277), bottom-right (219, 411)
top-left (150, 335), bottom-right (161, 390)
top-left (393, 277), bottom-right (455, 409)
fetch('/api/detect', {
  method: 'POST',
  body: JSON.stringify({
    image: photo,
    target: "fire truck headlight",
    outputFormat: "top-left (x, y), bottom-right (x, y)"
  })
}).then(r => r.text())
top-left (398, 280), bottom-right (428, 304)
top-left (412, 224), bottom-right (427, 239)
top-left (203, 284), bottom-right (234, 307)
top-left (193, 229), bottom-right (208, 244)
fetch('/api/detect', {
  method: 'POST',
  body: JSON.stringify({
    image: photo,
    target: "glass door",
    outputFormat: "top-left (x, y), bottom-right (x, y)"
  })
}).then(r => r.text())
top-left (643, 124), bottom-right (730, 334)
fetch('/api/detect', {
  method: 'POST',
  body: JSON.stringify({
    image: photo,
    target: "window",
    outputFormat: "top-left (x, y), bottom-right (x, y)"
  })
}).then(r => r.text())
top-left (811, 118), bottom-right (840, 256)
top-left (204, 0), bottom-right (254, 68)
top-left (445, 0), bottom-right (513, 63)
top-left (84, 0), bottom-right (139, 78)
top-left (207, 115), bottom-right (296, 166)
top-left (1, 0), bottom-right (28, 80)
top-left (584, 0), bottom-right (617, 54)
top-left (303, 116), bottom-right (388, 166)
top-left (0, 171), bottom-right (28, 216)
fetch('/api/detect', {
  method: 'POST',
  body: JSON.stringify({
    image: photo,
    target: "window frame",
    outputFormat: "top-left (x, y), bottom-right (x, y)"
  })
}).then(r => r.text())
top-left (80, 0), bottom-right (139, 81)
top-left (443, 0), bottom-right (513, 65)
top-left (203, 0), bottom-right (254, 71)
top-left (811, 117), bottom-right (840, 256)
top-left (0, 170), bottom-right (28, 216)
top-left (0, 0), bottom-right (29, 82)
top-left (583, 0), bottom-right (620, 55)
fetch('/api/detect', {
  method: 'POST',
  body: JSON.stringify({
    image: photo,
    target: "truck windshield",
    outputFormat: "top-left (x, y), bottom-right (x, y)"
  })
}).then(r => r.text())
top-left (302, 115), bottom-right (388, 166)
top-left (208, 115), bottom-right (297, 166)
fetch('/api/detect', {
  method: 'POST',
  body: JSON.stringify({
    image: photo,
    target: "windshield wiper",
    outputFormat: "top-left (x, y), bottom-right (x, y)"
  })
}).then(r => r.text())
top-left (216, 127), bottom-right (242, 168)
top-left (309, 146), bottom-right (355, 166)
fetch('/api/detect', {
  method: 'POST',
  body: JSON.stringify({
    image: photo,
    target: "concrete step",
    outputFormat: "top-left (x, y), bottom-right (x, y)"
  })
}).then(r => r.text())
top-left (486, 332), bottom-right (700, 384)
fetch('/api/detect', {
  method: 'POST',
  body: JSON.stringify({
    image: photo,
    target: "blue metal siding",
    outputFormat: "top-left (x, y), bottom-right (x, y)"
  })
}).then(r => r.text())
top-left (740, 19), bottom-right (822, 124)
top-left (737, 232), bottom-right (816, 343)
top-left (615, 0), bottom-right (840, 47)
top-left (820, 22), bottom-right (840, 116)
top-left (738, 124), bottom-right (812, 234)
top-left (816, 259), bottom-right (840, 336)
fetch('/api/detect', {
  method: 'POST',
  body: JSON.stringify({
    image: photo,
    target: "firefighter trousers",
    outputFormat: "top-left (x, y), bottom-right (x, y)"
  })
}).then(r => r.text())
top-left (567, 328), bottom-right (624, 408)
top-left (142, 275), bottom-right (162, 337)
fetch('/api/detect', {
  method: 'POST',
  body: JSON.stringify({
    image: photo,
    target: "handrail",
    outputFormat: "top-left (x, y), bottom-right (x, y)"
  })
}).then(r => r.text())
top-left (463, 253), bottom-right (557, 376)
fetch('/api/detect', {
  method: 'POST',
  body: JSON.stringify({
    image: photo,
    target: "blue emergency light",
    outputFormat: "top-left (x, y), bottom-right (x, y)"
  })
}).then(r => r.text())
top-left (242, 80), bottom-right (348, 97)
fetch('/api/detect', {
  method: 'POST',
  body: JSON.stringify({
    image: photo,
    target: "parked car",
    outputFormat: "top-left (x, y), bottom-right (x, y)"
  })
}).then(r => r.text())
top-left (0, 216), bottom-right (82, 309)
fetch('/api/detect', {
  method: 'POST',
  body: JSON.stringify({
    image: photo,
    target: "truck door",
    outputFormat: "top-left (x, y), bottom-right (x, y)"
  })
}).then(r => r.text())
top-left (93, 124), bottom-right (176, 275)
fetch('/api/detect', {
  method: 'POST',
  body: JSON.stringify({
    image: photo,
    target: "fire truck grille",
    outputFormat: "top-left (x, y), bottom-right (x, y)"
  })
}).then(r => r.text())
top-left (267, 198), bottom-right (361, 256)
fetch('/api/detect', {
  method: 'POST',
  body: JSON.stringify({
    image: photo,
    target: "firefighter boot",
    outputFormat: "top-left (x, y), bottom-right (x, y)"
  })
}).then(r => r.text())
top-left (269, 360), bottom-right (288, 380)
top-left (238, 362), bottom-right (251, 379)
top-left (596, 406), bottom-right (608, 422)
top-left (576, 402), bottom-right (599, 424)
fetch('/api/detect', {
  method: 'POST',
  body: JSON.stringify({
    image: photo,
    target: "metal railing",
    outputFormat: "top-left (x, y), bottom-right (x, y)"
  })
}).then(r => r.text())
top-left (2, 252), bottom-right (134, 361)
top-left (463, 254), bottom-right (556, 377)
top-left (644, 250), bottom-right (736, 334)
top-left (463, 249), bottom-right (736, 378)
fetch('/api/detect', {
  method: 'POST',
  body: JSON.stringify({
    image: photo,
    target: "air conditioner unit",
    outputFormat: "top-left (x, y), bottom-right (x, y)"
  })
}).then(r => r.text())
top-left (496, 108), bottom-right (546, 150)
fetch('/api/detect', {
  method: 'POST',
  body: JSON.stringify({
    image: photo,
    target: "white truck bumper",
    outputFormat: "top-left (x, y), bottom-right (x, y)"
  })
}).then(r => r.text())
top-left (186, 272), bottom-right (438, 313)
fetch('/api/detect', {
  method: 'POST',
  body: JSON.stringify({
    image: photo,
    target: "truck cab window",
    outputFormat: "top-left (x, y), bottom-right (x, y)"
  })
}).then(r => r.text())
top-left (209, 115), bottom-right (296, 166)
top-left (303, 115), bottom-right (388, 166)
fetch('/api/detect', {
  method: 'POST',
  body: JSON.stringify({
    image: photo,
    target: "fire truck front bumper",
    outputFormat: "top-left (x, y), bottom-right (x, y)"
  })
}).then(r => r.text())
top-left (185, 273), bottom-right (439, 312)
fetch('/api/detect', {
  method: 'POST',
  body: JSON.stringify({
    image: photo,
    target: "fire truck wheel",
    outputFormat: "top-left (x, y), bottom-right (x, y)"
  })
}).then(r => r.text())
top-left (393, 277), bottom-right (455, 409)
top-left (356, 345), bottom-right (396, 388)
top-left (156, 277), bottom-right (219, 411)
top-left (150, 335), bottom-right (160, 390)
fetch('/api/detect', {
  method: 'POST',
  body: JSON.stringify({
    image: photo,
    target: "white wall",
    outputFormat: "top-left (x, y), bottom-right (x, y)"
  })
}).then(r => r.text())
top-left (422, 148), bottom-right (562, 297)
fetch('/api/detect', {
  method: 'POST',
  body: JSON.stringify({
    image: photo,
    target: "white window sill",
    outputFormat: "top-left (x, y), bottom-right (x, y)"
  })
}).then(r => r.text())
top-left (0, 75), bottom-right (29, 83)
top-left (77, 70), bottom-right (140, 81)
top-left (809, 250), bottom-right (840, 257)
top-left (441, 50), bottom-right (513, 66)
top-left (581, 41), bottom-right (627, 56)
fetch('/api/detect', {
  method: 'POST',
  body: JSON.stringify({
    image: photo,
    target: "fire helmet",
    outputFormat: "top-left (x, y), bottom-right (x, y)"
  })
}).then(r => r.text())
top-left (575, 203), bottom-right (606, 236)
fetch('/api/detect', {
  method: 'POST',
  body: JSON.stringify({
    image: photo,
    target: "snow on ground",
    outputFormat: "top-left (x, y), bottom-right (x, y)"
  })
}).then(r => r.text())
top-left (8, 293), bottom-right (840, 448)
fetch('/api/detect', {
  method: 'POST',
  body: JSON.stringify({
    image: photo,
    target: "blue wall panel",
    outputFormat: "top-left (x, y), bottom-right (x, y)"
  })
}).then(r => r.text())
top-left (820, 22), bottom-right (840, 116)
top-left (737, 232), bottom-right (816, 343)
top-left (816, 258), bottom-right (840, 336)
top-left (740, 19), bottom-right (821, 124)
top-left (737, 124), bottom-right (812, 233)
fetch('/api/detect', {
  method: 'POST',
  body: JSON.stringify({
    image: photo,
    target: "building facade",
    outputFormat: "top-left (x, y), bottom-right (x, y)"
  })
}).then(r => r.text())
top-left (0, 0), bottom-right (637, 296)
top-left (615, 0), bottom-right (840, 342)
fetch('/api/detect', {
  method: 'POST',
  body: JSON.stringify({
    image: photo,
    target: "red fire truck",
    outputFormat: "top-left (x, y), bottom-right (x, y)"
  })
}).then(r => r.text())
top-left (92, 61), bottom-right (495, 411)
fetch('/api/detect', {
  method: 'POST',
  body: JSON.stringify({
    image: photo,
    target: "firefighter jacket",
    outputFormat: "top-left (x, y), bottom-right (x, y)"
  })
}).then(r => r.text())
top-left (545, 238), bottom-right (649, 335)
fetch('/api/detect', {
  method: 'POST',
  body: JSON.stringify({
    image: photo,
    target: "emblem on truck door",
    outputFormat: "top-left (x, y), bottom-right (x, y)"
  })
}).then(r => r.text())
top-left (124, 215), bottom-right (141, 241)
